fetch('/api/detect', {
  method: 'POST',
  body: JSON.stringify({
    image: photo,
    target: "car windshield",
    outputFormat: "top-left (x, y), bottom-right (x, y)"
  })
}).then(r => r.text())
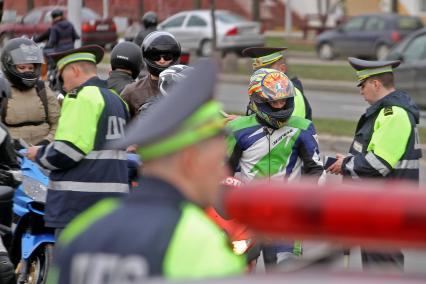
top-left (44, 7), bottom-right (100, 22)
top-left (82, 8), bottom-right (101, 21)
top-left (216, 12), bottom-right (247, 24)
top-left (398, 17), bottom-right (422, 30)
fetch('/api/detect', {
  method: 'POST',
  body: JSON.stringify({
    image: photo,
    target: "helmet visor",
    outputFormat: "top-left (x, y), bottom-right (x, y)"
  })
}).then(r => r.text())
top-left (146, 53), bottom-right (175, 62)
top-left (9, 44), bottom-right (44, 65)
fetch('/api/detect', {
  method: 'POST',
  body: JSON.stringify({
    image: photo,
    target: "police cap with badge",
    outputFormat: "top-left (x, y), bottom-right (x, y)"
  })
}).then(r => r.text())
top-left (348, 57), bottom-right (400, 87)
top-left (51, 44), bottom-right (105, 73)
top-left (242, 47), bottom-right (287, 70)
top-left (109, 59), bottom-right (226, 160)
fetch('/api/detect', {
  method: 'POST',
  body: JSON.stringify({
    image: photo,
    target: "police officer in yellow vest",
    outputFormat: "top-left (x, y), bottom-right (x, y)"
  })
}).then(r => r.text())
top-left (328, 57), bottom-right (421, 182)
top-left (242, 47), bottom-right (312, 119)
top-left (27, 45), bottom-right (130, 235)
top-left (328, 57), bottom-right (422, 271)
top-left (46, 59), bottom-right (245, 283)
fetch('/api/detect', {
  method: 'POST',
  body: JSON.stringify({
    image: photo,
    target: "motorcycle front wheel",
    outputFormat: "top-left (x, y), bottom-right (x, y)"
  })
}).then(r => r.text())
top-left (16, 244), bottom-right (53, 284)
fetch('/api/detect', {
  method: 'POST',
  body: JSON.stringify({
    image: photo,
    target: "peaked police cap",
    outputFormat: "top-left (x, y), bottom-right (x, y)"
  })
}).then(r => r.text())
top-left (242, 47), bottom-right (288, 70)
top-left (348, 57), bottom-right (400, 86)
top-left (51, 44), bottom-right (105, 71)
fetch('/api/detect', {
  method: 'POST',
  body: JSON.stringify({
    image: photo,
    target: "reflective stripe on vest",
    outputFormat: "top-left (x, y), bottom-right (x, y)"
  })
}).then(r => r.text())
top-left (39, 143), bottom-right (60, 170)
top-left (345, 156), bottom-right (360, 180)
top-left (50, 181), bottom-right (129, 193)
top-left (395, 159), bottom-right (419, 170)
top-left (86, 150), bottom-right (127, 160)
top-left (365, 152), bottom-right (390, 176)
top-left (54, 141), bottom-right (85, 162)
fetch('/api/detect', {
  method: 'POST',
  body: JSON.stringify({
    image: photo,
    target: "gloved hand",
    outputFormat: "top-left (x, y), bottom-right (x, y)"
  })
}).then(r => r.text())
top-left (36, 139), bottom-right (50, 146)
top-left (0, 165), bottom-right (22, 188)
top-left (13, 138), bottom-right (30, 150)
top-left (0, 252), bottom-right (16, 284)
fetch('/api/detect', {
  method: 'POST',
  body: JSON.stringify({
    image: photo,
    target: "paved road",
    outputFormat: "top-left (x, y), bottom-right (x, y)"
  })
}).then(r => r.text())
top-left (217, 82), bottom-right (426, 125)
top-left (217, 82), bottom-right (366, 118)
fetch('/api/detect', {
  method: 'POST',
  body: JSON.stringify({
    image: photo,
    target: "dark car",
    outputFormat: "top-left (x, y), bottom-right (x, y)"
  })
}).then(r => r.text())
top-left (0, 6), bottom-right (117, 48)
top-left (386, 27), bottom-right (426, 108)
top-left (316, 13), bottom-right (423, 60)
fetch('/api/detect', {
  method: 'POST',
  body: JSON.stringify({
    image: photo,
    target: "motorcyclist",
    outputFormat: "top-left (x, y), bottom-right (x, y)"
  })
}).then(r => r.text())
top-left (133, 11), bottom-right (158, 47)
top-left (227, 68), bottom-right (325, 266)
top-left (0, 76), bottom-right (20, 284)
top-left (34, 8), bottom-right (79, 54)
top-left (0, 38), bottom-right (60, 147)
top-left (107, 41), bottom-right (143, 94)
top-left (121, 31), bottom-right (181, 117)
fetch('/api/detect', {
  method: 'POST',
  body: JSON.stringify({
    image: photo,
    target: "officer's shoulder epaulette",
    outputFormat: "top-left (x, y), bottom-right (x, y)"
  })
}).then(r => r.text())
top-left (66, 86), bottom-right (85, 99)
top-left (383, 106), bottom-right (393, 116)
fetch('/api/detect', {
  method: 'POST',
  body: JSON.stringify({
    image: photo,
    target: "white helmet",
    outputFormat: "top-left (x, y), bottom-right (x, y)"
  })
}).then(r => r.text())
top-left (158, 64), bottom-right (193, 96)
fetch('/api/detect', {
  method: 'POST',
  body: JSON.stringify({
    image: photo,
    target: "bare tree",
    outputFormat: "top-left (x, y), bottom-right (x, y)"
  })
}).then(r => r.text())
top-left (193, 0), bottom-right (202, 9)
top-left (252, 0), bottom-right (260, 21)
top-left (391, 0), bottom-right (399, 13)
top-left (0, 0), bottom-right (3, 22)
top-left (210, 0), bottom-right (217, 53)
top-left (316, 0), bottom-right (332, 32)
top-left (27, 0), bottom-right (34, 12)
top-left (139, 0), bottom-right (144, 19)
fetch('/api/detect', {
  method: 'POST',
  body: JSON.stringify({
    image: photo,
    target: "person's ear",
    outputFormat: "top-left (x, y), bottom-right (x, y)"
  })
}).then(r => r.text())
top-left (372, 79), bottom-right (382, 91)
top-left (178, 146), bottom-right (200, 178)
top-left (279, 63), bottom-right (288, 73)
top-left (72, 64), bottom-right (81, 77)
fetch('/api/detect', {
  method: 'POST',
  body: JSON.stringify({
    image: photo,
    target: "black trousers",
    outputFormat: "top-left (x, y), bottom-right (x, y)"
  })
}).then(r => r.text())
top-left (361, 250), bottom-right (404, 271)
top-left (262, 245), bottom-right (277, 266)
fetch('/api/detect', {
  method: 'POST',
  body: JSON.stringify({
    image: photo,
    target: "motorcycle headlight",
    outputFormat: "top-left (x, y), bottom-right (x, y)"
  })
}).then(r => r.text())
top-left (232, 239), bottom-right (251, 255)
top-left (22, 176), bottom-right (48, 203)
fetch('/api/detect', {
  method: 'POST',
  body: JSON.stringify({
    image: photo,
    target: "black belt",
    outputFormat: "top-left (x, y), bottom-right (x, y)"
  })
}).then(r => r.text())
top-left (4, 121), bottom-right (46, 127)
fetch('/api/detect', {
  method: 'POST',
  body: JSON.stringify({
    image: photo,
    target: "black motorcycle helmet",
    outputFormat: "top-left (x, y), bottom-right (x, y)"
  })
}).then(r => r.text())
top-left (51, 9), bottom-right (64, 20)
top-left (1, 38), bottom-right (44, 90)
top-left (142, 31), bottom-right (181, 77)
top-left (110, 41), bottom-right (143, 79)
top-left (142, 11), bottom-right (158, 29)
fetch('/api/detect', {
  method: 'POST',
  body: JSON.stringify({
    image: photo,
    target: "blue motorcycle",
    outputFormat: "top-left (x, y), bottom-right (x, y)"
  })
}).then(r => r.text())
top-left (12, 150), bottom-right (54, 284)
top-left (10, 149), bottom-right (139, 283)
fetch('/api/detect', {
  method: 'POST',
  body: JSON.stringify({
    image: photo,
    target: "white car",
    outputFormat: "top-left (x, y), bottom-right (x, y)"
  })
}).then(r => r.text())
top-left (158, 10), bottom-right (265, 56)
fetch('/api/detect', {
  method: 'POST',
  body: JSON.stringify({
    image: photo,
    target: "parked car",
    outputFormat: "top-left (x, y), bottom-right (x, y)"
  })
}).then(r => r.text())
top-left (158, 10), bottom-right (264, 56)
top-left (0, 5), bottom-right (117, 48)
top-left (386, 27), bottom-right (426, 108)
top-left (316, 13), bottom-right (423, 60)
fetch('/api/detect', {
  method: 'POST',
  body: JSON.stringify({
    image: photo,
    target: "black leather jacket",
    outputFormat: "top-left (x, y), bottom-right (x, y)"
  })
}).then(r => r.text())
top-left (0, 123), bottom-right (19, 171)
